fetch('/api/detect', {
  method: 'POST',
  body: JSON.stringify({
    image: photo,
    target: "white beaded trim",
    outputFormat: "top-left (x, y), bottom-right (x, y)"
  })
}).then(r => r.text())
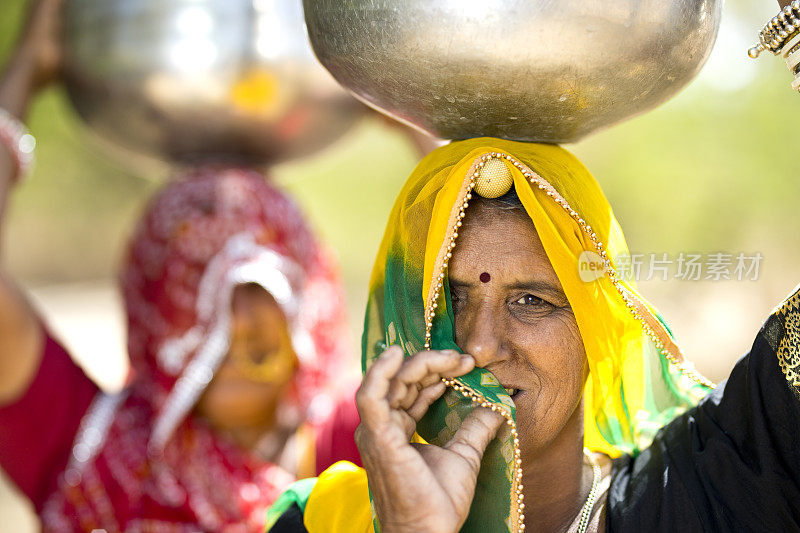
top-left (576, 449), bottom-right (602, 533)
top-left (64, 391), bottom-right (128, 486)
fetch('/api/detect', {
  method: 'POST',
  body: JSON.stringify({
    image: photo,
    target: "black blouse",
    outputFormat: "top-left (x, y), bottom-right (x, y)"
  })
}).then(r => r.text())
top-left (608, 285), bottom-right (800, 531)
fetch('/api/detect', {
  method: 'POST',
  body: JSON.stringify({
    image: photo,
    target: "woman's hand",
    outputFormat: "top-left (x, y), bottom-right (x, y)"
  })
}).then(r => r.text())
top-left (11, 0), bottom-right (64, 92)
top-left (355, 346), bottom-right (505, 533)
top-left (0, 0), bottom-right (64, 405)
top-left (0, 0), bottom-right (64, 118)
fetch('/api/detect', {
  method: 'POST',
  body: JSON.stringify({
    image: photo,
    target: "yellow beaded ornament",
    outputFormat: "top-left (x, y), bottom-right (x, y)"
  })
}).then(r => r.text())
top-left (474, 158), bottom-right (513, 198)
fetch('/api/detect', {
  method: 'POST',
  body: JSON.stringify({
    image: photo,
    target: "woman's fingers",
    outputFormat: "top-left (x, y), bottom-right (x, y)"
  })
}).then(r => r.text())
top-left (406, 381), bottom-right (447, 421)
top-left (356, 345), bottom-right (404, 420)
top-left (444, 407), bottom-right (505, 474)
top-left (386, 350), bottom-right (474, 409)
top-left (358, 347), bottom-right (478, 439)
top-left (355, 349), bottom-right (503, 533)
top-left (395, 350), bottom-right (473, 384)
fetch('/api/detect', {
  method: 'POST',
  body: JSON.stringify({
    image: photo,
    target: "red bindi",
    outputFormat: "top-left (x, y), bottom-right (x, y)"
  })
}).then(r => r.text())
top-left (479, 272), bottom-right (491, 283)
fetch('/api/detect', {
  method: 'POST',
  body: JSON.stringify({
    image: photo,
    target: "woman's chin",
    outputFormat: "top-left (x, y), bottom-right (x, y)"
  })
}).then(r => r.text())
top-left (196, 394), bottom-right (281, 432)
top-left (200, 410), bottom-right (278, 436)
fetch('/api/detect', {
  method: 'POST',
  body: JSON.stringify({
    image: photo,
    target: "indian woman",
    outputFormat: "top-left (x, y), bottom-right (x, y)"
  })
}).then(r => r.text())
top-left (266, 136), bottom-right (800, 532)
top-left (0, 1), bottom-right (360, 530)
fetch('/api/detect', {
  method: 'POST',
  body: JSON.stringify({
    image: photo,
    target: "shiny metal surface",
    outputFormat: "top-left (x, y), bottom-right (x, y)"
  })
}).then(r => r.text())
top-left (304, 0), bottom-right (722, 143)
top-left (63, 0), bottom-right (364, 165)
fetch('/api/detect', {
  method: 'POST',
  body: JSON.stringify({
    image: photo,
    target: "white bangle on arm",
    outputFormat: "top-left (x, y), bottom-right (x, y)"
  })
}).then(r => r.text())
top-left (0, 107), bottom-right (35, 181)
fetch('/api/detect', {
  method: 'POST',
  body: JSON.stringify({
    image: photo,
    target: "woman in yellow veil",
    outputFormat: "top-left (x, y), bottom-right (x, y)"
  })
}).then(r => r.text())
top-left (267, 138), bottom-right (800, 532)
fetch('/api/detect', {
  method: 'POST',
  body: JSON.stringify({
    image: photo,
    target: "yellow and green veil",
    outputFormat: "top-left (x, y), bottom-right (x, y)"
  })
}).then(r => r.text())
top-left (362, 137), bottom-right (712, 532)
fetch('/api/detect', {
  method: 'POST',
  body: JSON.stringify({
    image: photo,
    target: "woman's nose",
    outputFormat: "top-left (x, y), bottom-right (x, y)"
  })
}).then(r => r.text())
top-left (460, 307), bottom-right (507, 368)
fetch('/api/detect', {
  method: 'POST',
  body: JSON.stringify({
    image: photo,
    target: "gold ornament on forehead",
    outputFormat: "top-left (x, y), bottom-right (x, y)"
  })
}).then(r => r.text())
top-left (474, 158), bottom-right (513, 199)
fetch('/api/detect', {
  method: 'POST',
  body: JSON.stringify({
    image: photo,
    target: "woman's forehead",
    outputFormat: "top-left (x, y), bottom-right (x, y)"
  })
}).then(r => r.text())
top-left (457, 203), bottom-right (541, 252)
top-left (451, 205), bottom-right (559, 284)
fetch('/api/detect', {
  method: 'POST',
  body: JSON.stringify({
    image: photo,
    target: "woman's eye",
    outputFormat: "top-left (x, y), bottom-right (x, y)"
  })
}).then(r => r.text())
top-left (515, 294), bottom-right (545, 306)
top-left (449, 287), bottom-right (463, 303)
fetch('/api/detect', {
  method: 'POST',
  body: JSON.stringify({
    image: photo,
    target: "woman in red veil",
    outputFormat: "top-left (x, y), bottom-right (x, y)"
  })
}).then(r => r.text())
top-left (0, 3), bottom-right (360, 530)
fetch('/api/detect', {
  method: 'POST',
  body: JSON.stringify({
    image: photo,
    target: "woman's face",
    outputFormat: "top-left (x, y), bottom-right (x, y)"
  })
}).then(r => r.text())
top-left (449, 202), bottom-right (587, 460)
top-left (195, 284), bottom-right (298, 442)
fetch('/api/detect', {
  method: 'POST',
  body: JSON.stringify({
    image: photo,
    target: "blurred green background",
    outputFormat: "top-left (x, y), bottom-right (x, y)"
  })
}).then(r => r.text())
top-left (2, 0), bottom-right (800, 529)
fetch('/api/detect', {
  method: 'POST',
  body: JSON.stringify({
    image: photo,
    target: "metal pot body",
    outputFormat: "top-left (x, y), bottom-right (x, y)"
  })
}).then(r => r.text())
top-left (64, 0), bottom-right (364, 165)
top-left (304, 0), bottom-right (722, 143)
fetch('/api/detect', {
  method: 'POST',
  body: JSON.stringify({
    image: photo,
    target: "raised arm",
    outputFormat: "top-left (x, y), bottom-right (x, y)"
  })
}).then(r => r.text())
top-left (0, 0), bottom-right (62, 405)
